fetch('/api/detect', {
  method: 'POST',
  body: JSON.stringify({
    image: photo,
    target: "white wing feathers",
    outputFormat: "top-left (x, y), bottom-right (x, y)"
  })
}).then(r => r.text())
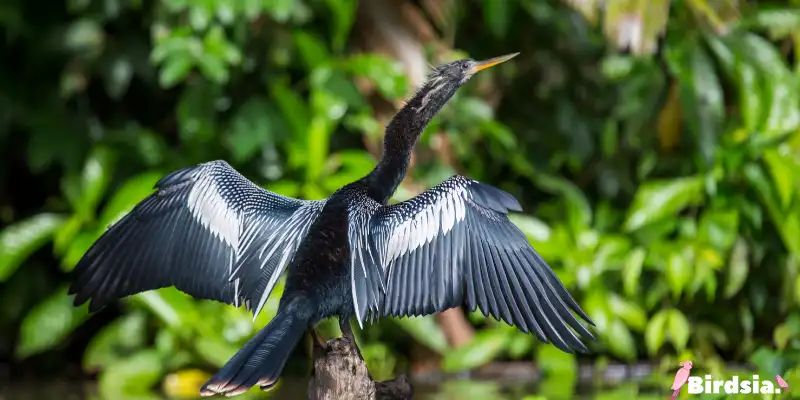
top-left (347, 175), bottom-right (594, 353)
top-left (70, 160), bottom-right (326, 318)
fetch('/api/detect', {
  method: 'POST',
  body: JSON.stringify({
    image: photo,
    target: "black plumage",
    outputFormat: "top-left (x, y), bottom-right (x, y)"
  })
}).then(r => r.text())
top-left (69, 53), bottom-right (595, 397)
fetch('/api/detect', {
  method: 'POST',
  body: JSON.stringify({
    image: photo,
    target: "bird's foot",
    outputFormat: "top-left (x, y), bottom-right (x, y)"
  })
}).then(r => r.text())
top-left (339, 320), bottom-right (364, 360)
top-left (311, 328), bottom-right (327, 355)
top-left (313, 328), bottom-right (326, 345)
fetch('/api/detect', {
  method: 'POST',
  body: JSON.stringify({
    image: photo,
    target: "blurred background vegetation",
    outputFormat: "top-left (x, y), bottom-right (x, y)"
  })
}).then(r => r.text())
top-left (1, 0), bottom-right (800, 399)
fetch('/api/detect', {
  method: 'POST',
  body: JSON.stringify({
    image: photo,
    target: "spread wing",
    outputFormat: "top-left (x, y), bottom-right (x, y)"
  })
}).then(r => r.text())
top-left (70, 160), bottom-right (326, 317)
top-left (349, 176), bottom-right (594, 353)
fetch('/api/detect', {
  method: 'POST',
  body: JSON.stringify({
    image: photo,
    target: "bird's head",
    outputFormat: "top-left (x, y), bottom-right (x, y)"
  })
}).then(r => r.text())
top-left (679, 360), bottom-right (693, 369)
top-left (412, 52), bottom-right (519, 114)
top-left (427, 52), bottom-right (520, 87)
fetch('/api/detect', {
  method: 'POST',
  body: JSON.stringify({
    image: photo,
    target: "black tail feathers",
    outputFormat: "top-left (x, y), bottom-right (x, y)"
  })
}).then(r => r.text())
top-left (200, 311), bottom-right (307, 397)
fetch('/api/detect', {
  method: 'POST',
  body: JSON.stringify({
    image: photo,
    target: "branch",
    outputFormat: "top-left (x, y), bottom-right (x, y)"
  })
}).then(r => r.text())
top-left (308, 338), bottom-right (414, 400)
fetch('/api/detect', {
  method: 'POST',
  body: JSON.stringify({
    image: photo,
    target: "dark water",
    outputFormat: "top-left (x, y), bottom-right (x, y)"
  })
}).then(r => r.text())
top-left (0, 363), bottom-right (674, 399)
top-left (0, 379), bottom-right (663, 400)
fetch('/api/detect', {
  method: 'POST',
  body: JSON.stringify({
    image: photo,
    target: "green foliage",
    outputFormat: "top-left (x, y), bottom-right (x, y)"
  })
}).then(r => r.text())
top-left (2, 0), bottom-right (800, 398)
top-left (0, 213), bottom-right (66, 281)
top-left (16, 285), bottom-right (89, 358)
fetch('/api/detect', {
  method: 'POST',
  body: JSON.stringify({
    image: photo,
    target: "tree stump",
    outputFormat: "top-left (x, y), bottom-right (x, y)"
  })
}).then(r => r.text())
top-left (308, 338), bottom-right (414, 400)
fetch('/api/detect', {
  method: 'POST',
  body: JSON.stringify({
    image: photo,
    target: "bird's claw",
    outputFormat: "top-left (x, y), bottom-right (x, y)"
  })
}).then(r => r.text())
top-left (312, 328), bottom-right (326, 353)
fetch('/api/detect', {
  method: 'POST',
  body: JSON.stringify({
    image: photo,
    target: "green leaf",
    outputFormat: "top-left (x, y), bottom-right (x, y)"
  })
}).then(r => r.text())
top-left (665, 251), bottom-right (692, 299)
top-left (306, 117), bottom-right (335, 182)
top-left (333, 150), bottom-right (376, 175)
top-left (84, 312), bottom-right (147, 371)
top-left (151, 32), bottom-right (195, 64)
top-left (323, 0), bottom-right (356, 52)
top-left (507, 332), bottom-right (533, 359)
top-left (741, 9), bottom-right (800, 39)
top-left (738, 33), bottom-right (800, 135)
top-left (0, 213), bottom-right (67, 281)
top-left (392, 316), bottom-right (449, 354)
top-left (104, 56), bottom-right (134, 99)
top-left (79, 146), bottom-right (116, 218)
top-left (224, 97), bottom-right (276, 163)
top-left (16, 285), bottom-right (89, 358)
top-left (778, 208), bottom-right (800, 259)
top-left (623, 176), bottom-right (704, 232)
top-left (293, 31), bottom-right (330, 69)
top-left (645, 310), bottom-right (669, 355)
top-left (705, 35), bottom-right (763, 134)
top-left (535, 344), bottom-right (577, 398)
top-left (312, 68), bottom-right (366, 109)
top-left (697, 209), bottom-right (740, 252)
top-left (265, 180), bottom-right (301, 198)
top-left (667, 309), bottom-right (691, 352)
top-left (749, 347), bottom-right (782, 378)
top-left (61, 231), bottom-right (97, 272)
top-left (159, 56), bottom-right (193, 88)
top-left (268, 77), bottom-right (310, 166)
top-left (99, 350), bottom-right (164, 399)
top-left (196, 53), bottom-right (228, 83)
top-left (622, 247), bottom-right (646, 296)
top-left (97, 172), bottom-right (162, 229)
top-left (508, 214), bottom-right (552, 243)
top-left (745, 163), bottom-right (800, 256)
top-left (202, 25), bottom-right (240, 65)
top-left (606, 319), bottom-right (636, 361)
top-left (441, 329), bottom-right (509, 372)
top-left (133, 288), bottom-right (197, 329)
top-left (63, 19), bottom-right (104, 53)
top-left (774, 322), bottom-right (795, 350)
top-left (531, 173), bottom-right (593, 230)
top-left (664, 37), bottom-right (723, 165)
top-left (724, 237), bottom-right (749, 299)
top-left (346, 54), bottom-right (408, 99)
top-left (782, 367), bottom-right (800, 394)
top-left (263, 0), bottom-right (296, 22)
top-left (794, 273), bottom-right (800, 306)
top-left (53, 215), bottom-right (84, 256)
top-left (135, 129), bottom-right (168, 167)
top-left (763, 149), bottom-right (796, 211)
top-left (608, 293), bottom-right (647, 332)
top-left (535, 343), bottom-right (577, 378)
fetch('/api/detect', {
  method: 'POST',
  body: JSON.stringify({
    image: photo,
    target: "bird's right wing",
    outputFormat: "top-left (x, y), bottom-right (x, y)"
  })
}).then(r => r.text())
top-left (348, 176), bottom-right (594, 353)
top-left (69, 160), bottom-right (326, 317)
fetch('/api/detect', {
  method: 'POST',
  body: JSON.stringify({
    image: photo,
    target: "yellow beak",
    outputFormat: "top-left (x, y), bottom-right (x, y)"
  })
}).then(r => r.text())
top-left (471, 52), bottom-right (520, 73)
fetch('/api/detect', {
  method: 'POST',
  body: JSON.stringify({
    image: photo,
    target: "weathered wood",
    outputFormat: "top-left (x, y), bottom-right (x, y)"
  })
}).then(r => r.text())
top-left (308, 338), bottom-right (414, 400)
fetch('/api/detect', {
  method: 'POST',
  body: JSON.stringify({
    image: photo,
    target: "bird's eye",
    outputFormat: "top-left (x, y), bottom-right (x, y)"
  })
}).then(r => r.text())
top-left (461, 62), bottom-right (470, 70)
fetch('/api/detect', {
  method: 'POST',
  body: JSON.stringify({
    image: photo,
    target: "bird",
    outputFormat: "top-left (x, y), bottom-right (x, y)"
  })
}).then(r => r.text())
top-left (670, 360), bottom-right (693, 400)
top-left (776, 375), bottom-right (789, 392)
top-left (68, 52), bottom-right (596, 397)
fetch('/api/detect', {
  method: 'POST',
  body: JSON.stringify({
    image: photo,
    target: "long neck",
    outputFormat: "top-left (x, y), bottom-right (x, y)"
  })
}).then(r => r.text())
top-left (362, 80), bottom-right (458, 203)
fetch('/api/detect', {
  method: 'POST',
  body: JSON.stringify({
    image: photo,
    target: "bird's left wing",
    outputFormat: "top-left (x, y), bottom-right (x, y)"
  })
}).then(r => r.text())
top-left (70, 160), bottom-right (326, 317)
top-left (349, 176), bottom-right (594, 353)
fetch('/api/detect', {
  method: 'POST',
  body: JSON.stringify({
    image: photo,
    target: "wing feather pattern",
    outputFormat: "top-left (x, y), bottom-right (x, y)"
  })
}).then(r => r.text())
top-left (70, 160), bottom-right (326, 316)
top-left (348, 176), bottom-right (594, 353)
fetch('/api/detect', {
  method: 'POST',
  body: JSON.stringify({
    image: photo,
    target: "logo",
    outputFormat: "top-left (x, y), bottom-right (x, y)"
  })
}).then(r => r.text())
top-left (670, 360), bottom-right (789, 397)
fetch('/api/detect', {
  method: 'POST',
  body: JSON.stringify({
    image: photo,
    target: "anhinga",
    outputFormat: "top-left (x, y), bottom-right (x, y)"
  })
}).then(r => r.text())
top-left (69, 53), bottom-right (595, 397)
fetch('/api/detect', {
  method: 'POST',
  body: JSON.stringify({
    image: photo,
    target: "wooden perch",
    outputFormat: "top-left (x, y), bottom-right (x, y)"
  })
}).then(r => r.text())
top-left (308, 338), bottom-right (414, 400)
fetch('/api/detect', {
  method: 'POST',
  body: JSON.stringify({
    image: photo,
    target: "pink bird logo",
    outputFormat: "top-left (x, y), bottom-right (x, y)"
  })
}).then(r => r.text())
top-left (776, 375), bottom-right (789, 392)
top-left (670, 360), bottom-right (693, 399)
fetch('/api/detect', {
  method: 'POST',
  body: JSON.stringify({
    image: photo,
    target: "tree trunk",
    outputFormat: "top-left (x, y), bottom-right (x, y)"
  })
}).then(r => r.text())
top-left (308, 338), bottom-right (413, 400)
